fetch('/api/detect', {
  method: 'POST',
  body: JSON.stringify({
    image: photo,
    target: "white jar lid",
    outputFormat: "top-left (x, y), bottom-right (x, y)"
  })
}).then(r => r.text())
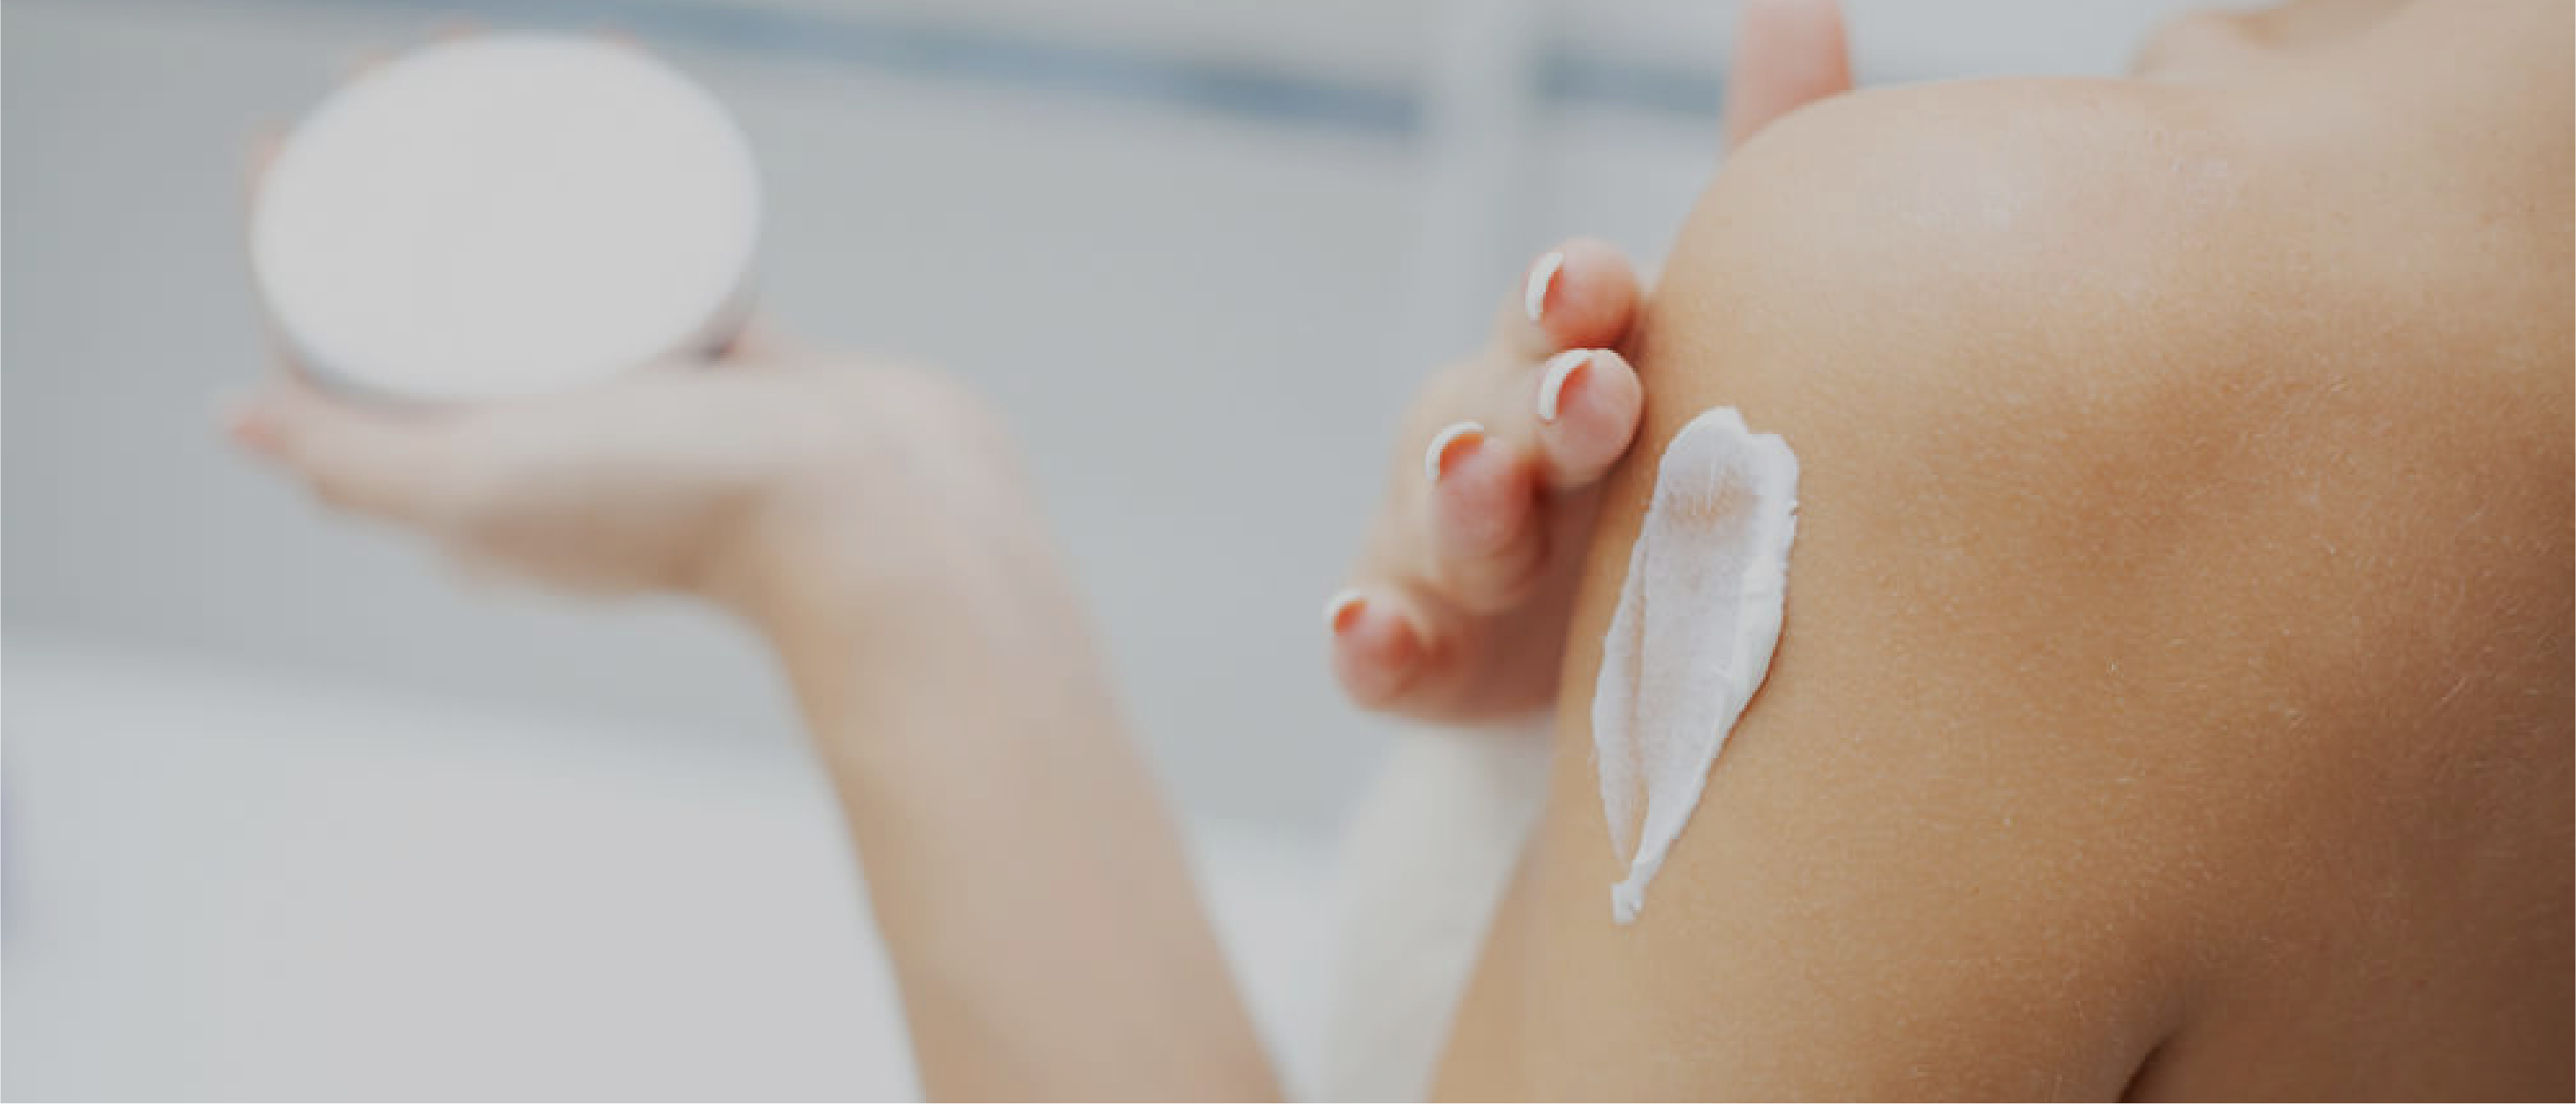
top-left (252, 34), bottom-right (762, 402)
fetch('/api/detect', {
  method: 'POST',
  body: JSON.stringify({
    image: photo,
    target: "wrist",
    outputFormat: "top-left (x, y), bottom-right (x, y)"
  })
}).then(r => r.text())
top-left (697, 374), bottom-right (1048, 641)
top-left (747, 529), bottom-right (1113, 785)
top-left (717, 518), bottom-right (1031, 651)
top-left (721, 488), bottom-right (1087, 674)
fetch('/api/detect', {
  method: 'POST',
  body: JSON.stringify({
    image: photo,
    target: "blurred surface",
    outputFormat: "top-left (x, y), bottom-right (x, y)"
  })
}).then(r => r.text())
top-left (4, 0), bottom-right (2205, 1096)
top-left (3, 632), bottom-right (1336, 1099)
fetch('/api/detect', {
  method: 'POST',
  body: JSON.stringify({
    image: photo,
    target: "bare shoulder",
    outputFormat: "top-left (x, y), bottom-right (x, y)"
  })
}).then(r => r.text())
top-left (1638, 72), bottom-right (2569, 768)
top-left (1636, 73), bottom-right (2569, 762)
top-left (1436, 74), bottom-right (2570, 1100)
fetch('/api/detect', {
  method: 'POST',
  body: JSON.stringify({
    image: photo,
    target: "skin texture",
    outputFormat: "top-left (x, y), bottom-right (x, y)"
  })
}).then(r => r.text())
top-left (1327, 0), bottom-right (1849, 725)
top-left (231, 2), bottom-right (2568, 1098)
top-left (235, 9), bottom-right (1855, 1093)
top-left (1435, 1), bottom-right (2572, 1098)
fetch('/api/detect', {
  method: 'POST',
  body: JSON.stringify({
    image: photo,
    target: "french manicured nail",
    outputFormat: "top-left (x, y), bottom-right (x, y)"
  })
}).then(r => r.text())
top-left (1524, 251), bottom-right (1564, 324)
top-left (1424, 421), bottom-right (1486, 483)
top-left (1537, 349), bottom-right (1596, 424)
top-left (1323, 588), bottom-right (1368, 633)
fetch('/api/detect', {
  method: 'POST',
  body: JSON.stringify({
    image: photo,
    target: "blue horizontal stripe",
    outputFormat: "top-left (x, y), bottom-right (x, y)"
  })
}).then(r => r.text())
top-left (128, 0), bottom-right (1744, 136)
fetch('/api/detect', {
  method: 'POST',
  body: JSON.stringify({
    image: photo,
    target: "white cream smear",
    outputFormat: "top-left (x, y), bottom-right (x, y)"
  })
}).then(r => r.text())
top-left (1592, 407), bottom-right (1799, 924)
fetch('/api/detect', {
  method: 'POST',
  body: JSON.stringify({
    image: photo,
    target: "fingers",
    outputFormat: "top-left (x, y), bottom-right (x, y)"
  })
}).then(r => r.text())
top-left (1324, 586), bottom-right (1427, 709)
top-left (717, 318), bottom-right (796, 364)
top-left (1423, 419), bottom-right (1542, 605)
top-left (1531, 346), bottom-right (1646, 487)
top-left (1329, 242), bottom-right (1651, 714)
top-left (1498, 237), bottom-right (1642, 362)
top-left (1423, 240), bottom-right (1645, 597)
top-left (1412, 347), bottom-right (1638, 610)
top-left (227, 375), bottom-right (478, 526)
top-left (1430, 241), bottom-right (1646, 607)
top-left (1722, 0), bottom-right (1852, 151)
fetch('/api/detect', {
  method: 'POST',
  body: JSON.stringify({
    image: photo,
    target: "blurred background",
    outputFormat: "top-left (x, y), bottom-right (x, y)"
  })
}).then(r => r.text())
top-left (4, 0), bottom-right (2210, 1097)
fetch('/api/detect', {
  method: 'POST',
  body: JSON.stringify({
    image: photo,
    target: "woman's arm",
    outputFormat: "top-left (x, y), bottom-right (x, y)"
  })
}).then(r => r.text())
top-left (746, 509), bottom-right (1275, 1100)
top-left (230, 244), bottom-right (1663, 1099)
top-left (234, 357), bottom-right (1277, 1100)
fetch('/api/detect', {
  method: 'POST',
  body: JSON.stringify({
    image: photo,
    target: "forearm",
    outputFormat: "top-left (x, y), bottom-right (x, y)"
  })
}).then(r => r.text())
top-left (231, 310), bottom-right (1277, 1096)
top-left (752, 550), bottom-right (1278, 1101)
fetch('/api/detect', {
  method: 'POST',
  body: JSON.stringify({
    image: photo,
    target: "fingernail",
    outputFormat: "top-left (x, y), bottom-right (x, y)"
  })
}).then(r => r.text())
top-left (1424, 421), bottom-right (1486, 483)
top-left (1538, 349), bottom-right (1596, 424)
top-left (1524, 251), bottom-right (1564, 324)
top-left (1323, 588), bottom-right (1367, 634)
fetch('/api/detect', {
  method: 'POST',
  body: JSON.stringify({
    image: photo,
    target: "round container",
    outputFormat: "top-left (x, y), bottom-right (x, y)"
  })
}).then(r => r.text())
top-left (251, 33), bottom-right (762, 402)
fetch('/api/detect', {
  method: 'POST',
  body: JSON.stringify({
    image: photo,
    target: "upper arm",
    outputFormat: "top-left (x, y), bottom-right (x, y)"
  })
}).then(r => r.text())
top-left (1437, 77), bottom-right (2571, 1099)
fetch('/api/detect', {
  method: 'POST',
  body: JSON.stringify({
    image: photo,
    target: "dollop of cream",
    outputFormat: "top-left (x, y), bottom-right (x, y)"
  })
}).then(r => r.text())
top-left (1593, 407), bottom-right (1799, 924)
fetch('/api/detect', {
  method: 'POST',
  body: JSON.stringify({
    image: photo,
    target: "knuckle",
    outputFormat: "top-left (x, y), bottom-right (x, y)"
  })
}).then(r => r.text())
top-left (1559, 412), bottom-right (1632, 465)
top-left (1434, 498), bottom-right (1511, 560)
top-left (1442, 541), bottom-right (1541, 609)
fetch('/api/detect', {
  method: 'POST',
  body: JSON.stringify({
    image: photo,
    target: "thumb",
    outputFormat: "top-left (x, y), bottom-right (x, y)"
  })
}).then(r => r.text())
top-left (1722, 0), bottom-right (1853, 152)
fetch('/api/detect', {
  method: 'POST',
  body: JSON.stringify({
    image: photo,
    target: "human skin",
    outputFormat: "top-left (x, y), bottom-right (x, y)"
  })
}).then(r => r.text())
top-left (230, 0), bottom-right (2571, 1098)
top-left (1325, 0), bottom-right (1849, 724)
top-left (1433, 1), bottom-right (2572, 1097)
top-left (230, 6), bottom-right (1857, 1096)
